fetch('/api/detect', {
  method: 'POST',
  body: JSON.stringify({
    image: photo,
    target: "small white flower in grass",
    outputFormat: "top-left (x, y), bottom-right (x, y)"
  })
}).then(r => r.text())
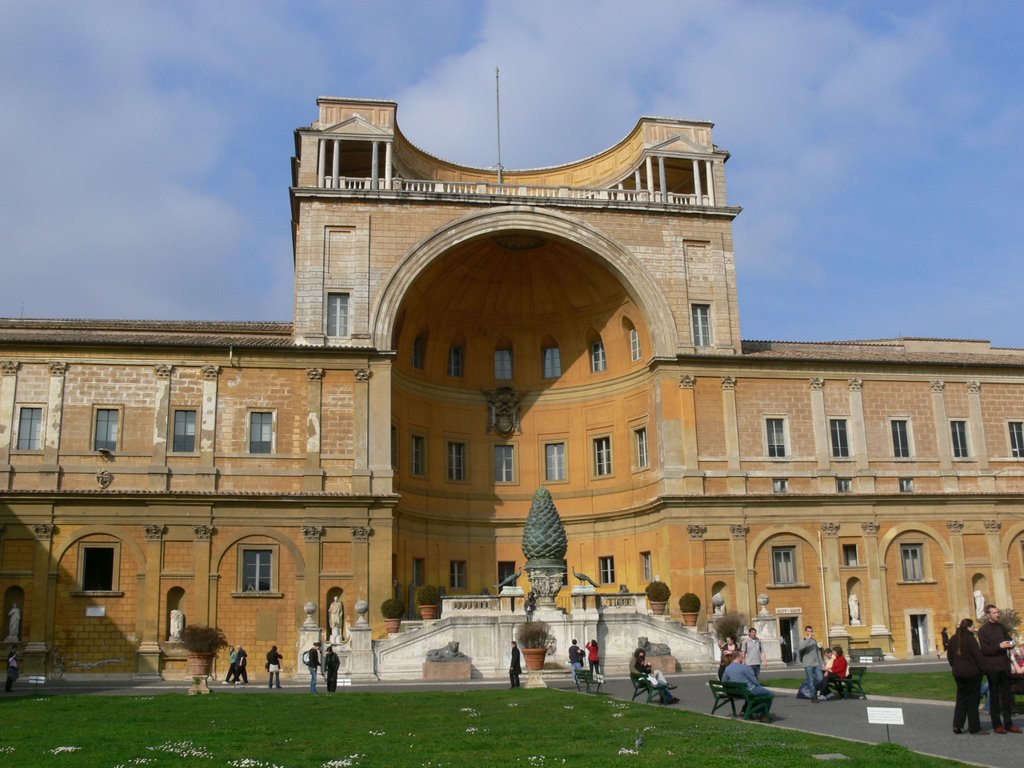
top-left (50, 746), bottom-right (81, 753)
top-left (465, 727), bottom-right (478, 734)
top-left (507, 702), bottom-right (519, 707)
top-left (147, 740), bottom-right (213, 759)
top-left (617, 747), bottom-right (639, 755)
top-left (611, 713), bottom-right (624, 718)
top-left (228, 760), bottom-right (285, 768)
top-left (0, 746), bottom-right (14, 753)
top-left (322, 756), bottom-right (364, 768)
top-left (562, 705), bottom-right (574, 710)
top-left (368, 730), bottom-right (386, 736)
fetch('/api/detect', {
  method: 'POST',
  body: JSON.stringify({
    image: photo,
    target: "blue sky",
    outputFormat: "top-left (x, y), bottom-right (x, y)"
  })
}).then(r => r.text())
top-left (1, 1), bottom-right (1022, 346)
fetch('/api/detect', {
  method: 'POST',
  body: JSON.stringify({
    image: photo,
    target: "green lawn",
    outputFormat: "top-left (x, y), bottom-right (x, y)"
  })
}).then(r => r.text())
top-left (769, 671), bottom-right (956, 701)
top-left (0, 688), bottom-right (968, 767)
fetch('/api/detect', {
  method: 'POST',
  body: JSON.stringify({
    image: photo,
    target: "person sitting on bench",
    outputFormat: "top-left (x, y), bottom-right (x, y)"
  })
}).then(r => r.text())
top-left (721, 651), bottom-right (774, 720)
top-left (632, 649), bottom-right (678, 705)
top-left (820, 646), bottom-right (849, 698)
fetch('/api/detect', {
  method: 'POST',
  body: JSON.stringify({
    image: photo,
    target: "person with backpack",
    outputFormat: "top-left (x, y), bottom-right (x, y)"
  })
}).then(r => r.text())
top-left (265, 645), bottom-right (283, 689)
top-left (304, 642), bottom-right (321, 693)
top-left (568, 639), bottom-right (584, 681)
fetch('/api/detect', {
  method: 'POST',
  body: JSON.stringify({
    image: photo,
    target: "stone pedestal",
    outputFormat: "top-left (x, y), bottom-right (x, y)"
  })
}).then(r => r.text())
top-left (646, 655), bottom-right (677, 674)
top-left (348, 624), bottom-right (376, 681)
top-left (422, 660), bottom-right (471, 681)
top-left (754, 616), bottom-right (782, 666)
top-left (135, 641), bottom-right (163, 679)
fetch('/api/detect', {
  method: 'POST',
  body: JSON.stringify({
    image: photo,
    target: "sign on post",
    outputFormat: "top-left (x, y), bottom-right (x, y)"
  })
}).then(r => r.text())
top-left (867, 706), bottom-right (904, 742)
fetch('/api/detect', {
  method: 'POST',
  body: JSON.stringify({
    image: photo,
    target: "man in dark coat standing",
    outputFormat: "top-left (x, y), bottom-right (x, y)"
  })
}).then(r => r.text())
top-left (978, 605), bottom-right (1021, 733)
top-left (509, 640), bottom-right (522, 688)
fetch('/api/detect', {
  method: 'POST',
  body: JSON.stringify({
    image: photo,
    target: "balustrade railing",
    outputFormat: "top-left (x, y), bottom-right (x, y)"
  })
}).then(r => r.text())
top-left (315, 176), bottom-right (712, 207)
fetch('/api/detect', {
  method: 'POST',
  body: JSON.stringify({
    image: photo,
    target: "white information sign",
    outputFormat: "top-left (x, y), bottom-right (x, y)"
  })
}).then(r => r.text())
top-left (85, 606), bottom-right (106, 617)
top-left (867, 707), bottom-right (904, 725)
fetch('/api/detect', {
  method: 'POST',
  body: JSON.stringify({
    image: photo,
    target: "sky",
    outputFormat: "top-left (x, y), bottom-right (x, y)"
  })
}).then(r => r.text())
top-left (1, 1), bottom-right (1022, 346)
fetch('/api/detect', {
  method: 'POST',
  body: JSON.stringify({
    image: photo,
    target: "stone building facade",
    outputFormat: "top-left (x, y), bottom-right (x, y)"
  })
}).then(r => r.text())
top-left (2, 96), bottom-right (1024, 677)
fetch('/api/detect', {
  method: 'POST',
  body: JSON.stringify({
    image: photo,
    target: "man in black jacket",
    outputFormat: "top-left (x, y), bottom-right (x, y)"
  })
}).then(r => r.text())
top-left (509, 640), bottom-right (521, 688)
top-left (305, 642), bottom-right (321, 694)
top-left (978, 605), bottom-right (1020, 733)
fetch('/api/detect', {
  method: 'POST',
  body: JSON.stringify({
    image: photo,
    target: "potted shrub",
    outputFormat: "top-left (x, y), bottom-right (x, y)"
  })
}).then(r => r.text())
top-left (415, 584), bottom-right (440, 621)
top-left (180, 624), bottom-right (228, 695)
top-left (645, 580), bottom-right (671, 615)
top-left (381, 597), bottom-right (405, 634)
top-left (678, 592), bottom-right (701, 626)
top-left (516, 620), bottom-right (553, 671)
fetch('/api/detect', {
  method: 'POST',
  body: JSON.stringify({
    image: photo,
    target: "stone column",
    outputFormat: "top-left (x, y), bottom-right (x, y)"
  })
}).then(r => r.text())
top-left (657, 156), bottom-right (667, 201)
top-left (304, 369), bottom-right (325, 492)
top-left (692, 159), bottom-right (703, 202)
top-left (192, 525), bottom-right (214, 625)
top-left (705, 160), bottom-right (716, 206)
top-left (384, 141), bottom-right (393, 190)
top-left (983, 520), bottom-right (1010, 608)
top-left (149, 364), bottom-right (172, 491)
top-left (729, 524), bottom-right (751, 617)
top-left (198, 366), bottom-right (219, 491)
top-left (317, 138), bottom-right (326, 187)
top-left (0, 360), bottom-right (17, 484)
top-left (945, 520), bottom-right (969, 620)
top-left (677, 375), bottom-right (703, 494)
top-left (861, 522), bottom-right (892, 651)
top-left (645, 156), bottom-right (654, 196)
top-left (721, 377), bottom-right (744, 493)
top-left (41, 362), bottom-right (66, 489)
top-left (931, 380), bottom-right (957, 491)
top-left (301, 525), bottom-right (324, 629)
top-left (332, 139), bottom-right (340, 188)
top-left (809, 378), bottom-right (830, 473)
top-left (820, 522), bottom-right (847, 642)
top-left (137, 524), bottom-right (165, 678)
top-left (25, 523), bottom-right (56, 674)
top-left (371, 141), bottom-right (379, 189)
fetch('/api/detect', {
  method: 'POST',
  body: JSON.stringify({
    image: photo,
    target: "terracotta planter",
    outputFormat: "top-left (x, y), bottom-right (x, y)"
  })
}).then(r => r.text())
top-left (680, 612), bottom-right (699, 627)
top-left (384, 617), bottom-right (402, 634)
top-left (650, 601), bottom-right (668, 616)
top-left (521, 647), bottom-right (547, 671)
top-left (186, 652), bottom-right (215, 695)
top-left (418, 605), bottom-right (437, 620)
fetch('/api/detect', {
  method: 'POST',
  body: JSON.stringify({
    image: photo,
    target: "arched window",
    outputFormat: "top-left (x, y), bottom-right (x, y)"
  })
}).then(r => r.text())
top-left (447, 341), bottom-right (465, 377)
top-left (494, 343), bottom-right (513, 380)
top-left (412, 333), bottom-right (428, 370)
top-left (590, 338), bottom-right (607, 373)
top-left (624, 319), bottom-right (642, 362)
top-left (541, 339), bottom-right (561, 379)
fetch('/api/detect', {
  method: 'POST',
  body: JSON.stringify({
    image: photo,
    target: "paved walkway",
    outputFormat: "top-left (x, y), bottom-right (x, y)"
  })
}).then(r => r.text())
top-left (8, 659), bottom-right (1020, 767)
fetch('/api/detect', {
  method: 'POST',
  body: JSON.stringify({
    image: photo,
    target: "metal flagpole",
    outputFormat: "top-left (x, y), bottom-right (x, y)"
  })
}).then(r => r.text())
top-left (495, 67), bottom-right (504, 186)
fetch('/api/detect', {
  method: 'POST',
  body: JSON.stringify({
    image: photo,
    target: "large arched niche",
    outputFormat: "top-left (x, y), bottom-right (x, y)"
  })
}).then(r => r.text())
top-left (371, 206), bottom-right (678, 358)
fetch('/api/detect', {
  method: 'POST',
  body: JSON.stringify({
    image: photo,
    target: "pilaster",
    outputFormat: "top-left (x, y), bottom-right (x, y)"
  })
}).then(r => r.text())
top-left (302, 525), bottom-right (325, 622)
top-left (944, 519), bottom-right (969, 619)
top-left (809, 378), bottom-right (829, 470)
top-left (721, 377), bottom-right (744, 493)
top-left (729, 524), bottom-right (750, 615)
top-left (366, 364), bottom-right (394, 495)
top-left (137, 523), bottom-right (165, 677)
top-left (931, 380), bottom-right (957, 491)
top-left (198, 366), bottom-right (219, 491)
top-left (0, 361), bottom-right (17, 484)
top-left (983, 520), bottom-right (1009, 608)
top-left (192, 524), bottom-right (214, 625)
top-left (304, 369), bottom-right (325, 492)
top-left (819, 522), bottom-right (846, 641)
top-left (25, 523), bottom-right (56, 673)
top-left (149, 365), bottom-right (173, 491)
top-left (677, 375), bottom-right (703, 494)
top-left (860, 521), bottom-right (892, 650)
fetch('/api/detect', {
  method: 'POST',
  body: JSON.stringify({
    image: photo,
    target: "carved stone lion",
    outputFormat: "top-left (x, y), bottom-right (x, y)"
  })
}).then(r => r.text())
top-left (426, 640), bottom-right (469, 663)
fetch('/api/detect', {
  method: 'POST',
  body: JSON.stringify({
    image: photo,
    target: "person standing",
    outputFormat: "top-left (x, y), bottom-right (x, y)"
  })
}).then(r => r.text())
top-left (509, 640), bottom-right (521, 689)
top-left (742, 628), bottom-right (765, 680)
top-left (225, 645), bottom-right (239, 684)
top-left (798, 626), bottom-right (826, 702)
top-left (947, 618), bottom-right (987, 734)
top-left (324, 645), bottom-right (340, 692)
top-left (568, 639), bottom-right (584, 681)
top-left (978, 605), bottom-right (1020, 733)
top-left (585, 639), bottom-right (600, 676)
top-left (234, 645), bottom-right (248, 685)
top-left (265, 645), bottom-right (283, 689)
top-left (4, 648), bottom-right (18, 692)
top-left (305, 642), bottom-right (321, 693)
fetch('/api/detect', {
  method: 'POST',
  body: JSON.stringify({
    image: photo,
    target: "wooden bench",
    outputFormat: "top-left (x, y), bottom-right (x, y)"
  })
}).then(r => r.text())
top-left (850, 647), bottom-right (884, 663)
top-left (574, 669), bottom-right (602, 694)
top-left (630, 673), bottom-right (659, 704)
top-left (708, 679), bottom-right (772, 720)
top-left (827, 666), bottom-right (867, 699)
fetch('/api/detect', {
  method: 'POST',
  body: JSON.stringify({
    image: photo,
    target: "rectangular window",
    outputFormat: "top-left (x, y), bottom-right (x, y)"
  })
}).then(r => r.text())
top-left (836, 478), bottom-right (852, 493)
top-left (242, 549), bottom-right (273, 592)
top-left (449, 560), bottom-right (466, 590)
top-left (772, 546), bottom-right (797, 585)
top-left (830, 419), bottom-right (850, 458)
top-left (899, 477), bottom-right (914, 493)
top-left (172, 410), bottom-right (197, 453)
top-left (641, 551), bottom-right (653, 582)
top-left (410, 435), bottom-right (426, 476)
top-left (634, 427), bottom-right (649, 469)
top-left (326, 292), bottom-right (350, 338)
top-left (447, 345), bottom-right (464, 377)
top-left (593, 436), bottom-right (612, 476)
top-left (447, 441), bottom-right (466, 481)
top-left (891, 419), bottom-right (911, 458)
top-left (412, 336), bottom-right (426, 369)
top-left (773, 478), bottom-right (789, 494)
top-left (842, 544), bottom-right (859, 567)
top-left (766, 418), bottom-right (787, 458)
top-left (691, 303), bottom-right (712, 347)
top-left (1010, 422), bottom-right (1024, 458)
top-left (599, 556), bottom-right (615, 584)
top-left (494, 444), bottom-right (515, 483)
top-left (249, 412), bottom-right (273, 454)
top-left (590, 340), bottom-right (607, 372)
top-left (545, 442), bottom-right (566, 482)
top-left (900, 544), bottom-right (924, 582)
top-left (950, 420), bottom-right (969, 458)
top-left (542, 347), bottom-right (561, 378)
top-left (80, 545), bottom-right (116, 591)
top-left (412, 558), bottom-right (425, 587)
top-left (94, 408), bottom-right (119, 451)
top-left (629, 329), bottom-right (642, 362)
top-left (494, 348), bottom-right (513, 380)
top-left (16, 406), bottom-right (42, 450)
top-left (497, 561), bottom-right (517, 585)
